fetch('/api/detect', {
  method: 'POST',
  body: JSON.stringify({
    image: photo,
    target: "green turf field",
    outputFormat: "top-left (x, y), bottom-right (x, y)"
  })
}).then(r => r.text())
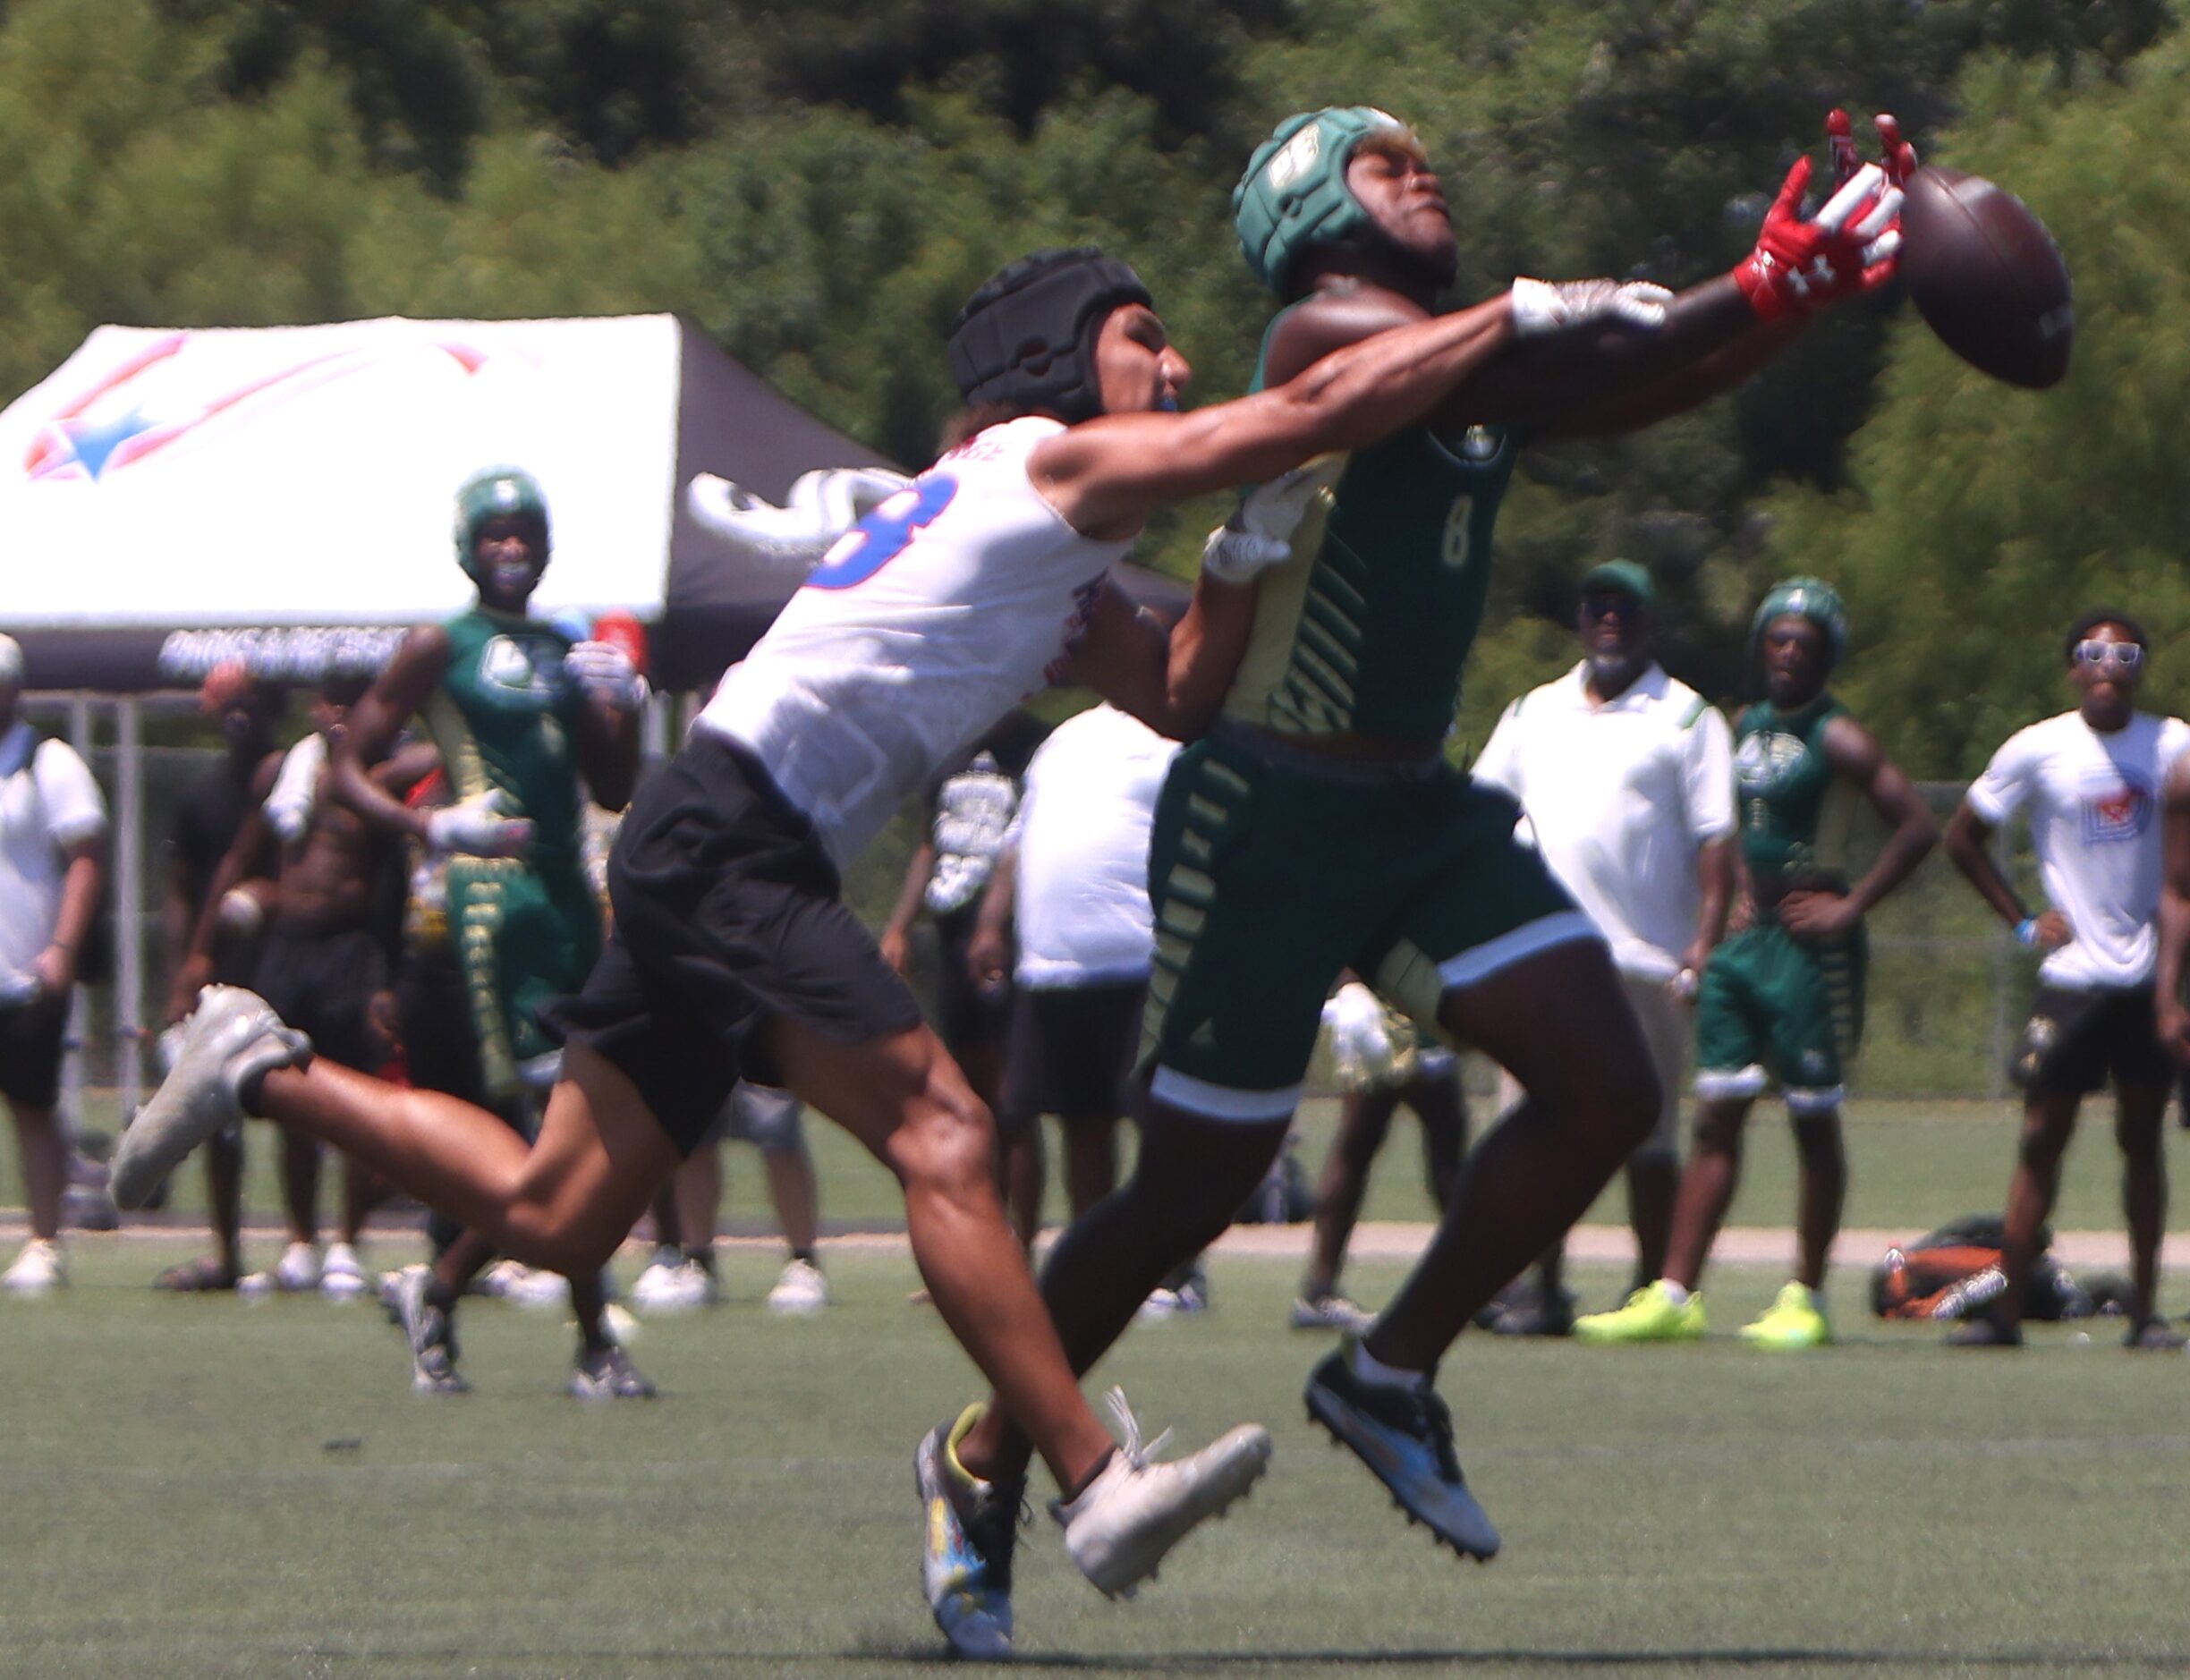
top-left (41, 1092), bottom-right (2190, 1244)
top-left (4, 1241), bottom-right (2187, 1678)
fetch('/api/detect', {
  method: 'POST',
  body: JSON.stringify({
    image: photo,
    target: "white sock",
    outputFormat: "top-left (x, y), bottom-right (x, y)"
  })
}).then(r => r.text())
top-left (1659, 1280), bottom-right (1691, 1307)
top-left (1348, 1340), bottom-right (1429, 1391)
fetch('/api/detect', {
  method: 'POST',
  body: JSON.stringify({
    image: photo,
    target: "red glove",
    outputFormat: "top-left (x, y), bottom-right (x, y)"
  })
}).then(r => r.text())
top-left (1829, 109), bottom-right (1919, 187)
top-left (1733, 155), bottom-right (1902, 322)
top-left (1872, 113), bottom-right (1918, 184)
top-left (591, 610), bottom-right (649, 679)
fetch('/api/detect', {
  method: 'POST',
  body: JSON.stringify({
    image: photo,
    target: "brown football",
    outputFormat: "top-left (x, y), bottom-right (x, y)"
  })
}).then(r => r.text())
top-left (1899, 165), bottom-right (2073, 389)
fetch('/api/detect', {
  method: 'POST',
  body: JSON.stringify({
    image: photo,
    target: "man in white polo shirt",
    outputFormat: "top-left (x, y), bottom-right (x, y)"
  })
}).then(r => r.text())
top-left (1949, 609), bottom-right (2189, 1350)
top-left (1470, 560), bottom-right (1735, 1326)
top-left (0, 634), bottom-right (110, 1294)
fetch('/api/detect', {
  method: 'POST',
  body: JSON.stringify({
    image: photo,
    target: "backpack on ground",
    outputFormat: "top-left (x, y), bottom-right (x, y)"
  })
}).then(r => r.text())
top-left (1868, 1213), bottom-right (2106, 1322)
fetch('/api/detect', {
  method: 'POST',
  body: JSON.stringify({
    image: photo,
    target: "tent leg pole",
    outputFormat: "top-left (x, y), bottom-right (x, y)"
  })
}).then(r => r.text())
top-left (642, 687), bottom-right (670, 761)
top-left (115, 697), bottom-right (144, 1124)
top-left (63, 697), bottom-right (94, 1149)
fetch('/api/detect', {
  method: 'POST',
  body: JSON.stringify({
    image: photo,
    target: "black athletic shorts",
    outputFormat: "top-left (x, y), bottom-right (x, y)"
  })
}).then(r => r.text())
top-left (544, 730), bottom-right (923, 1156)
top-left (2015, 983), bottom-right (2172, 1096)
top-left (0, 991), bottom-right (69, 1109)
top-left (932, 904), bottom-right (1010, 1052)
top-left (997, 979), bottom-right (1146, 1135)
top-left (254, 926), bottom-right (386, 1073)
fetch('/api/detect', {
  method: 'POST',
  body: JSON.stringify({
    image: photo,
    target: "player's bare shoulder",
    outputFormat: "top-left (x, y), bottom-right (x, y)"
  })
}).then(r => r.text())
top-left (1818, 708), bottom-right (1889, 778)
top-left (1264, 284), bottom-right (1430, 384)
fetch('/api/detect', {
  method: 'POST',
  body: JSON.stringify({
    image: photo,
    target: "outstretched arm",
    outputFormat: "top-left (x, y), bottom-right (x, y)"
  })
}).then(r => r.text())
top-left (1513, 279), bottom-right (1793, 439)
top-left (1510, 123), bottom-right (1906, 437)
top-left (1482, 115), bottom-right (1910, 438)
top-left (1033, 293), bottom-right (1518, 532)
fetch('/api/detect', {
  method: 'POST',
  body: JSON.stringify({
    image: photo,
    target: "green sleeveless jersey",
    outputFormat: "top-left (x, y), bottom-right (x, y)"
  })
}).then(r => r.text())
top-left (1732, 693), bottom-right (1857, 913)
top-left (423, 607), bottom-right (588, 875)
top-left (1221, 302), bottom-right (1519, 744)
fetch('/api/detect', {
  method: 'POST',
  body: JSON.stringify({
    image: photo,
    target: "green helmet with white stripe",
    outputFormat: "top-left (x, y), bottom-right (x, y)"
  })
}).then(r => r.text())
top-left (1750, 576), bottom-right (1849, 671)
top-left (1234, 106), bottom-right (1416, 298)
top-left (454, 465), bottom-right (550, 581)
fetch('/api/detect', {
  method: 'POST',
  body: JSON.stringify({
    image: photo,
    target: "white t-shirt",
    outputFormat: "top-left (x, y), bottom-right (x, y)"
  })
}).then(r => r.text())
top-left (1010, 705), bottom-right (1180, 988)
top-left (1965, 708), bottom-right (2190, 990)
top-left (0, 724), bottom-right (108, 989)
top-left (699, 418), bottom-right (1131, 870)
top-left (1472, 662), bottom-right (1735, 981)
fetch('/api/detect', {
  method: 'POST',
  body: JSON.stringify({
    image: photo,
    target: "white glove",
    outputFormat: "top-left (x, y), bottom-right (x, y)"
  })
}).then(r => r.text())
top-left (1509, 276), bottom-right (1676, 338)
top-left (215, 887), bottom-right (266, 940)
top-left (1320, 981), bottom-right (1404, 1091)
top-left (565, 640), bottom-right (648, 713)
top-left (426, 789), bottom-right (534, 859)
top-left (1202, 456), bottom-right (1344, 584)
top-left (262, 734), bottom-right (325, 843)
top-left (685, 466), bottom-right (913, 574)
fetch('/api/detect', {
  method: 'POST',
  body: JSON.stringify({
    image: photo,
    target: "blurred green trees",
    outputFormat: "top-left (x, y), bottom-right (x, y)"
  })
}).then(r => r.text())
top-left (1, 0), bottom-right (2179, 765)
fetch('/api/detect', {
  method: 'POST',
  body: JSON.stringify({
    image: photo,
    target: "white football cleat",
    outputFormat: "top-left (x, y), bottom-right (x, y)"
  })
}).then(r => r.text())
top-left (504, 1266), bottom-right (572, 1311)
top-left (272, 1241), bottom-right (321, 1293)
top-left (1, 1238), bottom-right (65, 1296)
top-left (633, 1252), bottom-right (716, 1312)
top-left (765, 1257), bottom-right (828, 1317)
top-left (1051, 1388), bottom-right (1271, 1599)
top-left (110, 987), bottom-right (312, 1209)
top-left (628, 1248), bottom-right (683, 1309)
top-left (320, 1242), bottom-right (370, 1302)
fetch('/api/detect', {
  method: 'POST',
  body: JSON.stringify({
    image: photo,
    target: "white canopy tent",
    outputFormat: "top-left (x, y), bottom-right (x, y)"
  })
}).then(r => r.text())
top-left (0, 312), bottom-right (898, 692)
top-left (0, 312), bottom-right (895, 1117)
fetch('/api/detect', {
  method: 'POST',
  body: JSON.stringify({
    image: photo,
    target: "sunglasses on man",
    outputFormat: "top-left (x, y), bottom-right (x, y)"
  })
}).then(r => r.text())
top-left (1581, 591), bottom-right (1645, 623)
top-left (2074, 639), bottom-right (2143, 674)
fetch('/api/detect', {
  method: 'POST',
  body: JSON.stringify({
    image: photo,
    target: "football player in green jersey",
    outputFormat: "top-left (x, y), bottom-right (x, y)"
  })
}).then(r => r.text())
top-left (318, 466), bottom-right (654, 1399)
top-left (1576, 578), bottom-right (1935, 1351)
top-left (946, 107), bottom-right (1914, 1576)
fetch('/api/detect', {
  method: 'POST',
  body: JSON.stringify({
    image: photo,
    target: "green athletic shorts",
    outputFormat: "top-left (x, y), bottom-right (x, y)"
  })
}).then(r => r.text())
top-left (1692, 921), bottom-right (1866, 1113)
top-left (446, 856), bottom-right (601, 1100)
top-left (1142, 730), bottom-right (1593, 1120)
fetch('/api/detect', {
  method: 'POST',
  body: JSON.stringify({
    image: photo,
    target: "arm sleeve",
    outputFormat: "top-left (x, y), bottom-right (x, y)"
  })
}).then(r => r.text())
top-left (1965, 727), bottom-right (2036, 826)
top-left (1683, 706), bottom-right (1737, 843)
top-left (32, 742), bottom-right (107, 847)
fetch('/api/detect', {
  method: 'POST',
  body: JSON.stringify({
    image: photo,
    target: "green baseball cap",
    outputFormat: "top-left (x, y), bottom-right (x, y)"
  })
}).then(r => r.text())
top-left (1580, 559), bottom-right (1656, 607)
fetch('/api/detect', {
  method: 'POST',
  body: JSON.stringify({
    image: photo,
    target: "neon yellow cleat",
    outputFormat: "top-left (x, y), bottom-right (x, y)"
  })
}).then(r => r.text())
top-left (1571, 1280), bottom-right (1705, 1345)
top-left (1739, 1281), bottom-right (1832, 1349)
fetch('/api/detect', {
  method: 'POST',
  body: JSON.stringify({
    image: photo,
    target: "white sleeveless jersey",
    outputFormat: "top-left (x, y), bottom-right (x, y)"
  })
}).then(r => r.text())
top-left (697, 417), bottom-right (1129, 870)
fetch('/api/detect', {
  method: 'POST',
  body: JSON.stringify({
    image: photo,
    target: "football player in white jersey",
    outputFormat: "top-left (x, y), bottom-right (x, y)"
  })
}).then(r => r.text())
top-left (115, 245), bottom-right (1662, 1654)
top-left (1956, 611), bottom-right (2190, 1350)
